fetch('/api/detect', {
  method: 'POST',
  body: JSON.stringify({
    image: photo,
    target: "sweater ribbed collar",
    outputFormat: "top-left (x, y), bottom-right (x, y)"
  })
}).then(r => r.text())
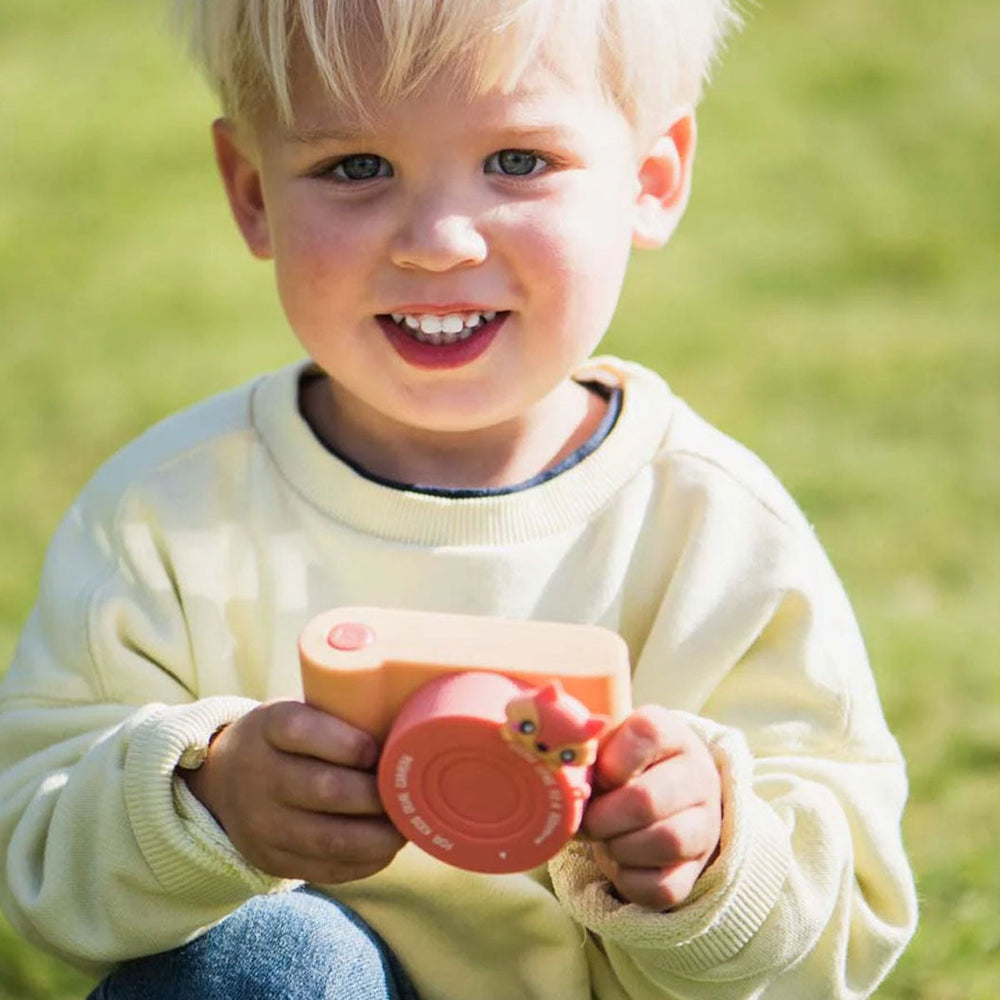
top-left (250, 356), bottom-right (674, 547)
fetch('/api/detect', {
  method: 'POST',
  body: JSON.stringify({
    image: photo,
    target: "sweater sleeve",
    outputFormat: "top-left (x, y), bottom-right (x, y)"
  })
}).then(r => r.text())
top-left (0, 486), bottom-right (295, 974)
top-left (549, 461), bottom-right (918, 999)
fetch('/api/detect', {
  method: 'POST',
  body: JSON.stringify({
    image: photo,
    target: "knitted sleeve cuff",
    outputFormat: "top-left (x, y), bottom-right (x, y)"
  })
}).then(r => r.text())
top-left (122, 697), bottom-right (301, 904)
top-left (549, 714), bottom-right (791, 975)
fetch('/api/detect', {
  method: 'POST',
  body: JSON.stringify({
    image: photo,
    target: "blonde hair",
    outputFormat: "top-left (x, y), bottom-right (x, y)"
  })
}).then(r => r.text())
top-left (173, 0), bottom-right (740, 138)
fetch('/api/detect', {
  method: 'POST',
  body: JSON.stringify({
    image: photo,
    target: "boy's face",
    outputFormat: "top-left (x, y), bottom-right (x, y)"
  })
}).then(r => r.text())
top-left (215, 43), bottom-right (692, 466)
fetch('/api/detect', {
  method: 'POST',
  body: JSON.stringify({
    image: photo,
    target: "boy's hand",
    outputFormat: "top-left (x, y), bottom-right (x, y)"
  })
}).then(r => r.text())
top-left (581, 707), bottom-right (722, 911)
top-left (181, 701), bottom-right (405, 884)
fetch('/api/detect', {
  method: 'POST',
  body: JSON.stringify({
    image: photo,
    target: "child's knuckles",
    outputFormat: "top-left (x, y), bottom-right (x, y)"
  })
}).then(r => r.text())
top-left (619, 867), bottom-right (695, 912)
top-left (307, 820), bottom-right (399, 862)
top-left (306, 822), bottom-right (356, 861)
top-left (664, 858), bottom-right (709, 906)
top-left (629, 807), bottom-right (711, 854)
top-left (603, 708), bottom-right (679, 780)
top-left (587, 783), bottom-right (658, 836)
top-left (659, 867), bottom-right (701, 909)
top-left (596, 747), bottom-right (645, 791)
top-left (620, 781), bottom-right (662, 827)
top-left (305, 766), bottom-right (378, 812)
top-left (625, 706), bottom-right (672, 745)
top-left (633, 821), bottom-right (689, 864)
top-left (606, 821), bottom-right (689, 870)
top-left (305, 765), bottom-right (348, 806)
top-left (263, 701), bottom-right (311, 748)
top-left (653, 815), bottom-right (712, 862)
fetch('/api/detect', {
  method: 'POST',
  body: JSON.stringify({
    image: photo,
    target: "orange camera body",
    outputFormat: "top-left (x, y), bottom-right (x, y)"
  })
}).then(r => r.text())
top-left (299, 607), bottom-right (631, 874)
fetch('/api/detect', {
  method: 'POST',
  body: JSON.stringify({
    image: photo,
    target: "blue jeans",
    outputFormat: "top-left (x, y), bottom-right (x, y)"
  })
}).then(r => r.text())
top-left (87, 888), bottom-right (420, 999)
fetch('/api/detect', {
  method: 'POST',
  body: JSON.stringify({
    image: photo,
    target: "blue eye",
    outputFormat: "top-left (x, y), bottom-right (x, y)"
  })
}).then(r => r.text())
top-left (559, 749), bottom-right (577, 764)
top-left (330, 154), bottom-right (392, 181)
top-left (518, 720), bottom-right (536, 735)
top-left (486, 149), bottom-right (546, 177)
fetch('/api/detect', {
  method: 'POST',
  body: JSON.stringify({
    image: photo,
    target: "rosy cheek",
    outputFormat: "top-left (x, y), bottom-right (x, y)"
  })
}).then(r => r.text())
top-left (276, 220), bottom-right (361, 306)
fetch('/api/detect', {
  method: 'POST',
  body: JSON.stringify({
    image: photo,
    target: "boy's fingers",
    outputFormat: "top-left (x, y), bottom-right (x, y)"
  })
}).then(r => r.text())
top-left (583, 755), bottom-right (701, 840)
top-left (283, 811), bottom-right (406, 866)
top-left (261, 701), bottom-right (379, 769)
top-left (277, 757), bottom-right (385, 816)
top-left (597, 809), bottom-right (716, 869)
top-left (593, 705), bottom-right (690, 790)
top-left (593, 842), bottom-right (706, 912)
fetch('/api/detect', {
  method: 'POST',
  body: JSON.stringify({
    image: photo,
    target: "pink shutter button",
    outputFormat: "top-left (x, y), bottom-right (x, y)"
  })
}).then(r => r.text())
top-left (327, 622), bottom-right (375, 651)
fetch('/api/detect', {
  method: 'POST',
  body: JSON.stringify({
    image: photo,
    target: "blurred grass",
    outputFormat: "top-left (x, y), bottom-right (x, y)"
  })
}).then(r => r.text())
top-left (1, 0), bottom-right (997, 996)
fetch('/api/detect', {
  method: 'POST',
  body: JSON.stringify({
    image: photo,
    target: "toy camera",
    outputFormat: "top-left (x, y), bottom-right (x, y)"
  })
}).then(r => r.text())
top-left (299, 607), bottom-right (631, 874)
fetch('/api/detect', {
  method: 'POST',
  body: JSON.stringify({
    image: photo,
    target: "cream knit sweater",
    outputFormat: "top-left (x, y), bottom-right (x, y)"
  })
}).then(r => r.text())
top-left (0, 357), bottom-right (916, 999)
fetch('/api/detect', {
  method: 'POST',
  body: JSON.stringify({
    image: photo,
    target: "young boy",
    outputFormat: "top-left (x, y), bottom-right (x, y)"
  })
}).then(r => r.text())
top-left (0, 1), bottom-right (917, 997)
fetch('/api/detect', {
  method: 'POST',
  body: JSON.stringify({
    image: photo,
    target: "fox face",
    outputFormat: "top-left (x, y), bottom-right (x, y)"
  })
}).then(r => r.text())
top-left (500, 681), bottom-right (607, 770)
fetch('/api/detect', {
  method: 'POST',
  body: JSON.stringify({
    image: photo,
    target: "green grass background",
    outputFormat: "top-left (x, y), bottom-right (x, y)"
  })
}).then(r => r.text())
top-left (1, 0), bottom-right (997, 996)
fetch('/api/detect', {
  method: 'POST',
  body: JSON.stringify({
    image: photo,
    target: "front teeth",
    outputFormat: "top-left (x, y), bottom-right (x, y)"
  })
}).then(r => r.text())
top-left (389, 311), bottom-right (498, 344)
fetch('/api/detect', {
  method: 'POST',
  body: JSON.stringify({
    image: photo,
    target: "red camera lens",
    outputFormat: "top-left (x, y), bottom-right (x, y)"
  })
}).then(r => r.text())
top-left (377, 672), bottom-right (593, 873)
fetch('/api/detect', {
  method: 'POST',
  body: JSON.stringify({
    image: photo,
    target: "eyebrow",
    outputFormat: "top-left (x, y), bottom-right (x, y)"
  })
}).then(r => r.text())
top-left (283, 122), bottom-right (583, 147)
top-left (283, 126), bottom-right (369, 145)
top-left (489, 124), bottom-right (581, 142)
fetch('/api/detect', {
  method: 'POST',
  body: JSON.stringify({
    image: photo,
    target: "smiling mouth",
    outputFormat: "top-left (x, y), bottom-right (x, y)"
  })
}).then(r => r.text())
top-left (376, 309), bottom-right (507, 370)
top-left (383, 310), bottom-right (500, 345)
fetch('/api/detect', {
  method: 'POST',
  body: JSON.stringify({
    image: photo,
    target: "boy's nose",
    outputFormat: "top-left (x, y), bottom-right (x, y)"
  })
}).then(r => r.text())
top-left (390, 200), bottom-right (488, 272)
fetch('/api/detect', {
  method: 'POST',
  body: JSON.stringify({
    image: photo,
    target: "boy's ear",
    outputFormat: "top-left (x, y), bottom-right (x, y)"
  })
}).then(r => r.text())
top-left (211, 118), bottom-right (273, 260)
top-left (632, 113), bottom-right (697, 250)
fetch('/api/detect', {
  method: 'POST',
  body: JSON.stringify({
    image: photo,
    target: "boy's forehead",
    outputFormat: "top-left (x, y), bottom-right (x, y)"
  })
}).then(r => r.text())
top-left (278, 34), bottom-right (607, 137)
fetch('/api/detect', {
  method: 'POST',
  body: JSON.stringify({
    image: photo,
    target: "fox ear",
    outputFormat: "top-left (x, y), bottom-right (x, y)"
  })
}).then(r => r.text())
top-left (582, 716), bottom-right (608, 740)
top-left (536, 681), bottom-right (563, 704)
